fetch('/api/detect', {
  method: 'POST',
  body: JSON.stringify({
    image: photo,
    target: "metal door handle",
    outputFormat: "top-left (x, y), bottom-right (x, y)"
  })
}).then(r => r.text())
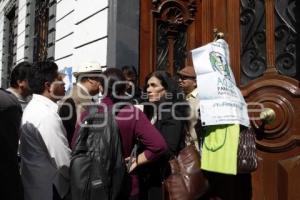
top-left (213, 28), bottom-right (224, 41)
top-left (259, 108), bottom-right (276, 124)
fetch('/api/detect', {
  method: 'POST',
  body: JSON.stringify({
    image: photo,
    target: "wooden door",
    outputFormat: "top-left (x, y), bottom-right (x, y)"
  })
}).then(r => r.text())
top-left (239, 1), bottom-right (300, 199)
top-left (140, 0), bottom-right (299, 199)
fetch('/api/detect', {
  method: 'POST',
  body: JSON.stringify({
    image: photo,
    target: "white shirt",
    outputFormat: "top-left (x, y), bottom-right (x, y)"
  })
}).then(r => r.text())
top-left (20, 94), bottom-right (71, 200)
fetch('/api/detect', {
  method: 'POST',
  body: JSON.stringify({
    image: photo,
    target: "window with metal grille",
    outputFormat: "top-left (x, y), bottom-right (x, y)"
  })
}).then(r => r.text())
top-left (33, 0), bottom-right (50, 62)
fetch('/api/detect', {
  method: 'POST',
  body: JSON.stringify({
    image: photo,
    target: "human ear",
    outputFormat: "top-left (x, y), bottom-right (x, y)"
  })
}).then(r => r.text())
top-left (17, 80), bottom-right (25, 88)
top-left (45, 81), bottom-right (51, 92)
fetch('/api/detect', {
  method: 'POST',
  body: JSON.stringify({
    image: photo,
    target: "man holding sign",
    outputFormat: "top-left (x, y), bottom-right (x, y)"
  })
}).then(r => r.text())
top-left (191, 39), bottom-right (252, 200)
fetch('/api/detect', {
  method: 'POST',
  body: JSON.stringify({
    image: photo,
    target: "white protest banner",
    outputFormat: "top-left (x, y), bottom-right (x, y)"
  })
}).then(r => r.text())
top-left (191, 39), bottom-right (250, 127)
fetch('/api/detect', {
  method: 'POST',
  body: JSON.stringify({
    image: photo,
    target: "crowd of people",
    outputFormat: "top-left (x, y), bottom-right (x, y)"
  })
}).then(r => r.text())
top-left (1, 60), bottom-right (252, 200)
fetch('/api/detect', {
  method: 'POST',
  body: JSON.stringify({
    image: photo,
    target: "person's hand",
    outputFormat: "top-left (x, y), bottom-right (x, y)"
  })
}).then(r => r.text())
top-left (125, 157), bottom-right (138, 173)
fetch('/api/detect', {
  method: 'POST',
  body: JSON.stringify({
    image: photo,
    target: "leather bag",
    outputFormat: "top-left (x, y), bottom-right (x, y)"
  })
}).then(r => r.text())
top-left (237, 126), bottom-right (258, 173)
top-left (163, 144), bottom-right (209, 200)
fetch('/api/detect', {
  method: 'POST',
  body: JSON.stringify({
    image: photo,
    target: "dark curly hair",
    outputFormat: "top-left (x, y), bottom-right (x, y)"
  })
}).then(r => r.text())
top-left (28, 61), bottom-right (58, 94)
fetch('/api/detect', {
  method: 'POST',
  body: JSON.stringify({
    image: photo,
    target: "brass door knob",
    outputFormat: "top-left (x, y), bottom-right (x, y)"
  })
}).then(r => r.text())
top-left (215, 32), bottom-right (224, 39)
top-left (213, 28), bottom-right (224, 41)
top-left (259, 108), bottom-right (276, 124)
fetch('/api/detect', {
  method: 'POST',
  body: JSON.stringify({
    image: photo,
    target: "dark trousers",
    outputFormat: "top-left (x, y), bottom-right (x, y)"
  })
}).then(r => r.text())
top-left (128, 195), bottom-right (139, 200)
top-left (53, 185), bottom-right (64, 200)
top-left (198, 171), bottom-right (252, 200)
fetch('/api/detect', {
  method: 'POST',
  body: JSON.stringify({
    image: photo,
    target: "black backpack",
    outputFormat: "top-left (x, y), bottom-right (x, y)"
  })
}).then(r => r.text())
top-left (70, 110), bottom-right (126, 200)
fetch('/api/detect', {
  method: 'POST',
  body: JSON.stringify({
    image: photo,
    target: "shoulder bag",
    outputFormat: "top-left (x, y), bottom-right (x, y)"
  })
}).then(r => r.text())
top-left (162, 131), bottom-right (209, 200)
top-left (237, 126), bottom-right (258, 173)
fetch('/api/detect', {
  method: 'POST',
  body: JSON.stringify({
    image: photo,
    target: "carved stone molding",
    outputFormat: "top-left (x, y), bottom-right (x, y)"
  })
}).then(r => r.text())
top-left (3, 0), bottom-right (17, 14)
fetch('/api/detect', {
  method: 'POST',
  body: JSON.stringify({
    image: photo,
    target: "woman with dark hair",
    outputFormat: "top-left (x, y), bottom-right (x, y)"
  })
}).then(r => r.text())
top-left (72, 68), bottom-right (167, 200)
top-left (139, 70), bottom-right (189, 200)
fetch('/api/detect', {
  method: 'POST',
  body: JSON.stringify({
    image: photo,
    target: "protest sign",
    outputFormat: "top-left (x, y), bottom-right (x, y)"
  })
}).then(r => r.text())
top-left (191, 39), bottom-right (250, 127)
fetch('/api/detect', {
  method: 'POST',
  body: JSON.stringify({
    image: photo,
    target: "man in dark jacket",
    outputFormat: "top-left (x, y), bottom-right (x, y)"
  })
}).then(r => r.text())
top-left (0, 88), bottom-right (23, 200)
top-left (6, 61), bottom-right (32, 110)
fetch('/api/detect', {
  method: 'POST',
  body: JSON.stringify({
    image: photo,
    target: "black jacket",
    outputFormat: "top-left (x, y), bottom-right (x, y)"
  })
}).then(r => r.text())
top-left (0, 88), bottom-right (23, 200)
top-left (70, 110), bottom-right (126, 200)
top-left (59, 97), bottom-right (76, 145)
top-left (154, 110), bottom-right (186, 156)
top-left (139, 104), bottom-right (187, 200)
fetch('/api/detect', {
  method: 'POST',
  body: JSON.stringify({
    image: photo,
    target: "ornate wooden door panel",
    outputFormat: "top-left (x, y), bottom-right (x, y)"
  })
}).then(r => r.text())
top-left (140, 0), bottom-right (200, 85)
top-left (208, 0), bottom-right (299, 199)
top-left (243, 73), bottom-right (300, 200)
top-left (139, 0), bottom-right (235, 84)
top-left (139, 0), bottom-right (299, 199)
top-left (239, 1), bottom-right (299, 199)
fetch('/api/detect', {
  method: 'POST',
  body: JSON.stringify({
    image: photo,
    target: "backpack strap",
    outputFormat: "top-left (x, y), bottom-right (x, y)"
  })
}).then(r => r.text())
top-left (72, 109), bottom-right (97, 155)
top-left (72, 104), bottom-right (102, 153)
top-left (72, 102), bottom-right (124, 155)
top-left (72, 121), bottom-right (89, 155)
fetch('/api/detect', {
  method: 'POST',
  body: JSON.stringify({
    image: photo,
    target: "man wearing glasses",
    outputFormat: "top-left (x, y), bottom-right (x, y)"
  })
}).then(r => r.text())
top-left (177, 66), bottom-right (201, 151)
top-left (58, 62), bottom-right (103, 146)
